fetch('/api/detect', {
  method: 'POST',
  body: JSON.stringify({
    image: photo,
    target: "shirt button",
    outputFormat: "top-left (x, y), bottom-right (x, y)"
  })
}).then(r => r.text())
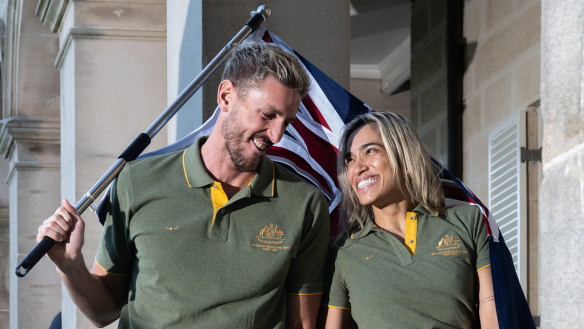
top-left (409, 239), bottom-right (414, 244)
top-left (410, 216), bottom-right (415, 220)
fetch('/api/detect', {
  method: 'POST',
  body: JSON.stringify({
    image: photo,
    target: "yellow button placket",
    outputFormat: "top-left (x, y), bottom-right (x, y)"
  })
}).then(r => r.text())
top-left (404, 212), bottom-right (417, 255)
top-left (210, 182), bottom-right (228, 228)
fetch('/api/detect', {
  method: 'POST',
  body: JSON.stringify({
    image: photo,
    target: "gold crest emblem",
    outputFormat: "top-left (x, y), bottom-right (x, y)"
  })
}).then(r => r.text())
top-left (432, 234), bottom-right (467, 256)
top-left (256, 224), bottom-right (284, 244)
top-left (251, 224), bottom-right (290, 252)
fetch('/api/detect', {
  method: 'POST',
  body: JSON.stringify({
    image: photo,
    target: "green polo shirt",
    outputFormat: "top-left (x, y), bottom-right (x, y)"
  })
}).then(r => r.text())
top-left (96, 137), bottom-right (330, 329)
top-left (326, 205), bottom-right (489, 329)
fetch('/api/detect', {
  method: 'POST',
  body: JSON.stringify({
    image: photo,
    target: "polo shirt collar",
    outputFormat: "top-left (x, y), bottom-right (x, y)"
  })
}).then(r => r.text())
top-left (183, 137), bottom-right (214, 188)
top-left (353, 204), bottom-right (440, 239)
top-left (249, 156), bottom-right (276, 198)
top-left (353, 217), bottom-right (377, 239)
top-left (413, 204), bottom-right (442, 218)
top-left (183, 137), bottom-right (276, 198)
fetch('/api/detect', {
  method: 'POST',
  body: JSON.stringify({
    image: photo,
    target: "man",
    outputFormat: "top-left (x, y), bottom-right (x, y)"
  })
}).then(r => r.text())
top-left (37, 43), bottom-right (330, 329)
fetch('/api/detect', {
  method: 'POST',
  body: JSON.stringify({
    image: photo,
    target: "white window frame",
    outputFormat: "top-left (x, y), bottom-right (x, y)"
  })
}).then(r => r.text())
top-left (488, 113), bottom-right (528, 292)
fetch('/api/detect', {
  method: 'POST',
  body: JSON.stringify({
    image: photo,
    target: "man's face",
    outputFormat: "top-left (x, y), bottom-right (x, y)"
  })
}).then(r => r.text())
top-left (222, 76), bottom-right (301, 172)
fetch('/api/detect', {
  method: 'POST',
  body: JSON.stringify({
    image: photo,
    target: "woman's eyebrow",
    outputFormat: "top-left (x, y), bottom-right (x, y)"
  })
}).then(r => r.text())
top-left (359, 142), bottom-right (383, 151)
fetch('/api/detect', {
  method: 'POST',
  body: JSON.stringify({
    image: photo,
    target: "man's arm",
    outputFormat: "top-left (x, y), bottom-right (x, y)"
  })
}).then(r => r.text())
top-left (286, 294), bottom-right (322, 329)
top-left (38, 199), bottom-right (129, 327)
top-left (322, 307), bottom-right (351, 329)
top-left (477, 267), bottom-right (499, 329)
top-left (58, 260), bottom-right (129, 327)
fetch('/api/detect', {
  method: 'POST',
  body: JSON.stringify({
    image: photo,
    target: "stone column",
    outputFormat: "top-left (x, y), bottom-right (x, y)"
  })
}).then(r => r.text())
top-left (0, 0), bottom-right (62, 328)
top-left (167, 0), bottom-right (351, 141)
top-left (0, 205), bottom-right (9, 329)
top-left (0, 118), bottom-right (61, 329)
top-left (540, 0), bottom-right (584, 327)
top-left (44, 0), bottom-right (168, 328)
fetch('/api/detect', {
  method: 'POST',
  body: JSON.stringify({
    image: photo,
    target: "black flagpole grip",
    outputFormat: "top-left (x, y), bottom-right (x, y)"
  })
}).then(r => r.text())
top-left (15, 236), bottom-right (56, 277)
top-left (246, 5), bottom-right (271, 31)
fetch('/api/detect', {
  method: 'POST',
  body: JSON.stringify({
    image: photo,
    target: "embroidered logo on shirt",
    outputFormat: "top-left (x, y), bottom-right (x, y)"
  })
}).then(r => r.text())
top-left (431, 234), bottom-right (468, 256)
top-left (165, 226), bottom-right (180, 231)
top-left (250, 224), bottom-right (291, 252)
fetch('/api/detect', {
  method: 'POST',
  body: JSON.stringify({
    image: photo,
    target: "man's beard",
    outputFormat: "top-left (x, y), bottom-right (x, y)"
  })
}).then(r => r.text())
top-left (222, 113), bottom-right (265, 172)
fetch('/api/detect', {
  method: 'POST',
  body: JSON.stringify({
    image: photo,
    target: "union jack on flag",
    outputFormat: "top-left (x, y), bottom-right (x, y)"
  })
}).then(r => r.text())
top-left (97, 27), bottom-right (535, 329)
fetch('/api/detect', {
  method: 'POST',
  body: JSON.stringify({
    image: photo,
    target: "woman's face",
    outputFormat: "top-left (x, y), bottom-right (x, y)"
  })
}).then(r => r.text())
top-left (345, 124), bottom-right (402, 209)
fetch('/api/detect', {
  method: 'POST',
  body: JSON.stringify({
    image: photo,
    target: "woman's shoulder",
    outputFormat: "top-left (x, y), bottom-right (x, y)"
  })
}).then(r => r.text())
top-left (442, 204), bottom-right (483, 218)
top-left (439, 204), bottom-right (485, 234)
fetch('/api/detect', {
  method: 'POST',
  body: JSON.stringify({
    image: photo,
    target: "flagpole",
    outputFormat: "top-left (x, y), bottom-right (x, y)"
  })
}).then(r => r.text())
top-left (15, 5), bottom-right (271, 278)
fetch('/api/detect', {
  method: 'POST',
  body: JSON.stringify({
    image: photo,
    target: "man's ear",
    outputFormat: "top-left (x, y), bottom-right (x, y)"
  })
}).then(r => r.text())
top-left (217, 80), bottom-right (235, 112)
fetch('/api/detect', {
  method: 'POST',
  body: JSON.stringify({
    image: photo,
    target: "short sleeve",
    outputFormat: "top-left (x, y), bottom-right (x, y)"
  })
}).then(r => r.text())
top-left (285, 192), bottom-right (330, 295)
top-left (95, 167), bottom-right (135, 274)
top-left (324, 246), bottom-right (351, 310)
top-left (471, 206), bottom-right (490, 271)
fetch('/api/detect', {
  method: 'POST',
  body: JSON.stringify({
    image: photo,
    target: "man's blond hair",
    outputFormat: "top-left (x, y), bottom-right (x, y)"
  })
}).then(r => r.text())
top-left (221, 42), bottom-right (310, 97)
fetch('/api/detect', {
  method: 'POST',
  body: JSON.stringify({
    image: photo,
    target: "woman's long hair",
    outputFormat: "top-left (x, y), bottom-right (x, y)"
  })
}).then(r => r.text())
top-left (337, 111), bottom-right (445, 236)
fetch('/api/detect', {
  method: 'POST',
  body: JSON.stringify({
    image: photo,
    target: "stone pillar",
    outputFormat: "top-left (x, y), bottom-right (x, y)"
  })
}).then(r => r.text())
top-left (167, 0), bottom-right (351, 141)
top-left (42, 0), bottom-right (168, 327)
top-left (0, 0), bottom-right (62, 328)
top-left (0, 205), bottom-right (9, 329)
top-left (540, 0), bottom-right (584, 327)
top-left (0, 118), bottom-right (61, 329)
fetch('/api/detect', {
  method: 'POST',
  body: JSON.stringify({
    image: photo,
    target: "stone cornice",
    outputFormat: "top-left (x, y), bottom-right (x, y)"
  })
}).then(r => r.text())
top-left (36, 0), bottom-right (71, 33)
top-left (55, 26), bottom-right (166, 69)
top-left (0, 117), bottom-right (60, 160)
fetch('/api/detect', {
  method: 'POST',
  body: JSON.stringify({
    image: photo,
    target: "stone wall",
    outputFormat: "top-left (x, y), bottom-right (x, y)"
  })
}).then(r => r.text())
top-left (349, 78), bottom-right (411, 117)
top-left (463, 0), bottom-right (541, 320)
top-left (410, 0), bottom-right (448, 166)
top-left (462, 0), bottom-right (540, 200)
top-left (540, 0), bottom-right (584, 327)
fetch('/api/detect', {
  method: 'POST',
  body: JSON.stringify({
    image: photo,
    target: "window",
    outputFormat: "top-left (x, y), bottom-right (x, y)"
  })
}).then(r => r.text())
top-left (488, 113), bottom-right (528, 291)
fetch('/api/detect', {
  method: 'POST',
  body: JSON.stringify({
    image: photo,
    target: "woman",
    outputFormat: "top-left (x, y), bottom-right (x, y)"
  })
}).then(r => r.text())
top-left (323, 111), bottom-right (498, 329)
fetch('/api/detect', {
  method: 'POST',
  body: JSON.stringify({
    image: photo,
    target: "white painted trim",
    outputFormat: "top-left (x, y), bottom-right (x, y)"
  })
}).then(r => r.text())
top-left (350, 36), bottom-right (411, 94)
top-left (350, 64), bottom-right (381, 79)
top-left (488, 113), bottom-right (528, 292)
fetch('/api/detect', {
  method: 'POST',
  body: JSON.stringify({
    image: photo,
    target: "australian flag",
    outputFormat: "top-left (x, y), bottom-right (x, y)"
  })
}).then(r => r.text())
top-left (97, 27), bottom-right (535, 329)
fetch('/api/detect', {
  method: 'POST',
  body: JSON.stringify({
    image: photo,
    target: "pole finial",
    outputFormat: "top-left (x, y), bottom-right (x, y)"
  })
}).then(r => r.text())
top-left (252, 5), bottom-right (271, 20)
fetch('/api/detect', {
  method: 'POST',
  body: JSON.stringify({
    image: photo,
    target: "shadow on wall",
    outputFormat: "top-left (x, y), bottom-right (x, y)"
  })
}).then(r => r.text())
top-left (462, 40), bottom-right (477, 113)
top-left (463, 40), bottom-right (477, 75)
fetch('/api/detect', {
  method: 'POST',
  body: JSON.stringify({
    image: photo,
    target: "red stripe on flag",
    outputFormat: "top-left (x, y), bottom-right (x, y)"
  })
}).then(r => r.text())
top-left (301, 96), bottom-right (332, 131)
top-left (267, 147), bottom-right (333, 196)
top-left (262, 31), bottom-right (273, 43)
top-left (290, 120), bottom-right (338, 185)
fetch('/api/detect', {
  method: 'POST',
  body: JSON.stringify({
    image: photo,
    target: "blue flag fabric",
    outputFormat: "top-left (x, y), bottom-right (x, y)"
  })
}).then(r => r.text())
top-left (96, 27), bottom-right (535, 328)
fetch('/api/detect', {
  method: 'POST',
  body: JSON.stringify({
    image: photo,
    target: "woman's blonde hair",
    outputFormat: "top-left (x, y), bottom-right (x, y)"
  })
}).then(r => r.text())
top-left (337, 111), bottom-right (445, 235)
